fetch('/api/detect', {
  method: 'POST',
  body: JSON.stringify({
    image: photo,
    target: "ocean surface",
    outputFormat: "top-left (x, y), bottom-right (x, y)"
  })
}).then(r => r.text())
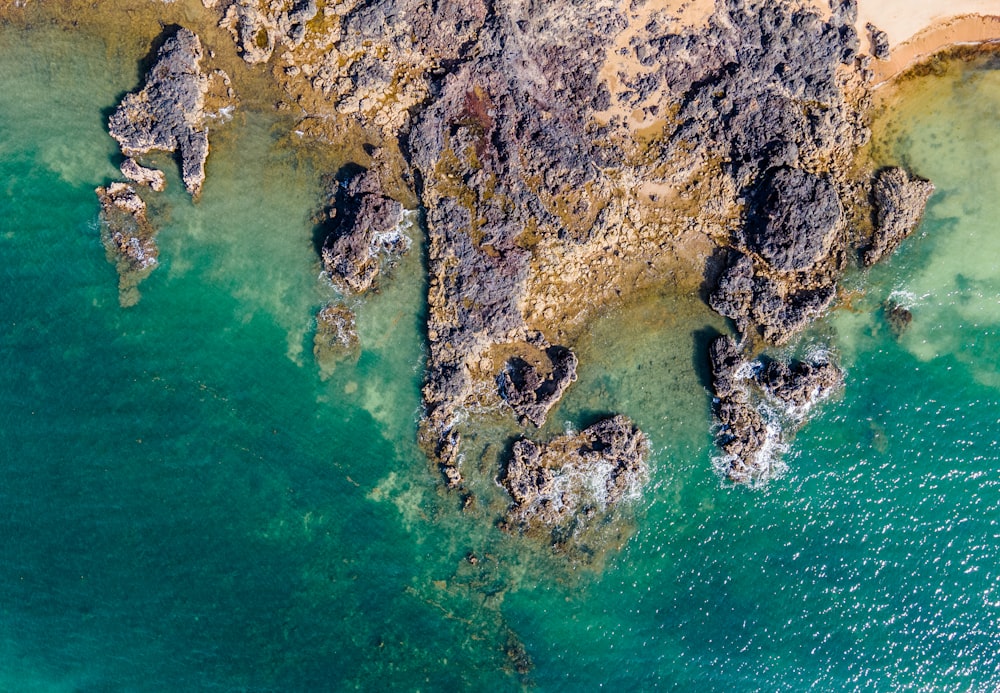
top-left (1, 20), bottom-right (999, 692)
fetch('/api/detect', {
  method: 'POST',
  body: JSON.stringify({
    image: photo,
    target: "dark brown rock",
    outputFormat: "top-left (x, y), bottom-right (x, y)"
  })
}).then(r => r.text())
top-left (498, 342), bottom-right (578, 428)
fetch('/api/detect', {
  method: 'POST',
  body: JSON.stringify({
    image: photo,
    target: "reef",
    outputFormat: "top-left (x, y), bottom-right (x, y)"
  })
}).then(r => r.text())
top-left (313, 301), bottom-right (360, 376)
top-left (95, 182), bottom-right (158, 306)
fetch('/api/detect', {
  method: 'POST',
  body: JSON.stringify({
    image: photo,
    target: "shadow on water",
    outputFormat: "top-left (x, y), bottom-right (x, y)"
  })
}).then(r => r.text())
top-left (691, 326), bottom-right (723, 392)
top-left (310, 162), bottom-right (367, 256)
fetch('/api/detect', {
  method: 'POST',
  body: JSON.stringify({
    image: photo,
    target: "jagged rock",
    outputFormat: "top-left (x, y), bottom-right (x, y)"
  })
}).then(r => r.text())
top-left (313, 302), bottom-right (359, 374)
top-left (108, 28), bottom-right (215, 198)
top-left (221, 0), bottom-right (318, 65)
top-left (120, 158), bottom-right (166, 192)
top-left (745, 167), bottom-right (843, 272)
top-left (499, 415), bottom-right (649, 540)
top-left (866, 22), bottom-right (891, 61)
top-left (497, 340), bottom-right (578, 427)
top-left (319, 168), bottom-right (408, 295)
top-left (95, 182), bottom-right (158, 306)
top-left (863, 167), bottom-right (935, 266)
top-left (708, 335), bottom-right (841, 483)
top-left (755, 358), bottom-right (843, 409)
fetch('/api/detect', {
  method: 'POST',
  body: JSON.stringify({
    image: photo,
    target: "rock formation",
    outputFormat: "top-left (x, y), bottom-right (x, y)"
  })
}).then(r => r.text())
top-left (498, 415), bottom-right (649, 552)
top-left (863, 167), bottom-right (936, 266)
top-left (319, 166), bottom-right (409, 295)
top-left (108, 27), bottom-right (216, 198)
top-left (866, 22), bottom-right (891, 61)
top-left (95, 183), bottom-right (158, 306)
top-left (709, 335), bottom-right (843, 483)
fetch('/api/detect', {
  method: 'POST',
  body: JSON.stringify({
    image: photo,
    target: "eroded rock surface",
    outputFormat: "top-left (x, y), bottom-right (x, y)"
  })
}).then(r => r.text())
top-left (497, 336), bottom-right (578, 428)
top-left (863, 167), bottom-right (935, 266)
top-left (499, 415), bottom-right (649, 551)
top-left (108, 27), bottom-right (216, 198)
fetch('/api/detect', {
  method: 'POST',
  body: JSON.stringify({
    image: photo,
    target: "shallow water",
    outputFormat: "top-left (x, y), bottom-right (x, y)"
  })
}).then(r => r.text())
top-left (2, 19), bottom-right (1000, 692)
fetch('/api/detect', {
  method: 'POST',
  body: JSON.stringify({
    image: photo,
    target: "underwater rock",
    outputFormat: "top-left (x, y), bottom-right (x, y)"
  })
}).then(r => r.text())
top-left (313, 302), bottom-right (360, 373)
top-left (882, 299), bottom-right (913, 338)
top-left (95, 182), bottom-right (158, 306)
top-left (863, 167), bottom-right (935, 267)
top-left (319, 167), bottom-right (408, 295)
top-left (497, 337), bottom-right (578, 428)
top-left (499, 415), bottom-right (649, 540)
top-left (108, 27), bottom-right (216, 198)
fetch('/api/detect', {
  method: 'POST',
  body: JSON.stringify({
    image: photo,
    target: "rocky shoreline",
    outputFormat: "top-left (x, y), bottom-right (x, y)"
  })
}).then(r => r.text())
top-left (39, 0), bottom-right (949, 550)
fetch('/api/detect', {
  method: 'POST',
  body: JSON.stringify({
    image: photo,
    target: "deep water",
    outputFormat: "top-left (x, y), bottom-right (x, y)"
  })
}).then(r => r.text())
top-left (2, 22), bottom-right (999, 692)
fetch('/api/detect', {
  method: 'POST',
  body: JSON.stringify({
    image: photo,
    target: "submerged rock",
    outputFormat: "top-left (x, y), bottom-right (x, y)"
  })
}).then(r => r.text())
top-left (313, 302), bottom-right (360, 376)
top-left (95, 182), bottom-right (158, 306)
top-left (863, 167), bottom-right (935, 267)
top-left (882, 299), bottom-right (913, 338)
top-left (499, 415), bottom-right (649, 548)
top-left (497, 338), bottom-right (578, 428)
top-left (108, 28), bottom-right (215, 198)
top-left (319, 167), bottom-right (408, 295)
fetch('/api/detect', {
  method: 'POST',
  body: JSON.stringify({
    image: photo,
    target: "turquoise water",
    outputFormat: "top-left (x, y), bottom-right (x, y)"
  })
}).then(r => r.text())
top-left (2, 22), bottom-right (1000, 692)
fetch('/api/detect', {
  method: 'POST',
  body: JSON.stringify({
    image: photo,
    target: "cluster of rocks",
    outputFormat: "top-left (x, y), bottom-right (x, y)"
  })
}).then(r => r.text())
top-left (498, 415), bottom-right (649, 549)
top-left (218, 0), bottom-right (318, 65)
top-left (99, 26), bottom-right (234, 304)
top-left (709, 335), bottom-right (843, 483)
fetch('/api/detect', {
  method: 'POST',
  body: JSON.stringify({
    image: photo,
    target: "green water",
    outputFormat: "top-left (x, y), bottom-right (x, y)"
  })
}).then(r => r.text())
top-left (2, 23), bottom-right (1000, 692)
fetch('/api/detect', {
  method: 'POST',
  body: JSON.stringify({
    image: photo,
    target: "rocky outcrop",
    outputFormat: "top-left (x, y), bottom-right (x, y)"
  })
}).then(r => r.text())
top-left (866, 22), bottom-right (891, 61)
top-left (108, 28), bottom-right (216, 198)
top-left (756, 358), bottom-right (843, 410)
top-left (498, 415), bottom-right (649, 549)
top-left (313, 302), bottom-right (360, 375)
top-left (709, 253), bottom-right (838, 345)
top-left (863, 167), bottom-right (935, 266)
top-left (709, 335), bottom-right (842, 483)
top-left (882, 299), bottom-right (913, 338)
top-left (95, 183), bottom-right (158, 306)
top-left (497, 336), bottom-right (578, 428)
top-left (319, 167), bottom-right (409, 295)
